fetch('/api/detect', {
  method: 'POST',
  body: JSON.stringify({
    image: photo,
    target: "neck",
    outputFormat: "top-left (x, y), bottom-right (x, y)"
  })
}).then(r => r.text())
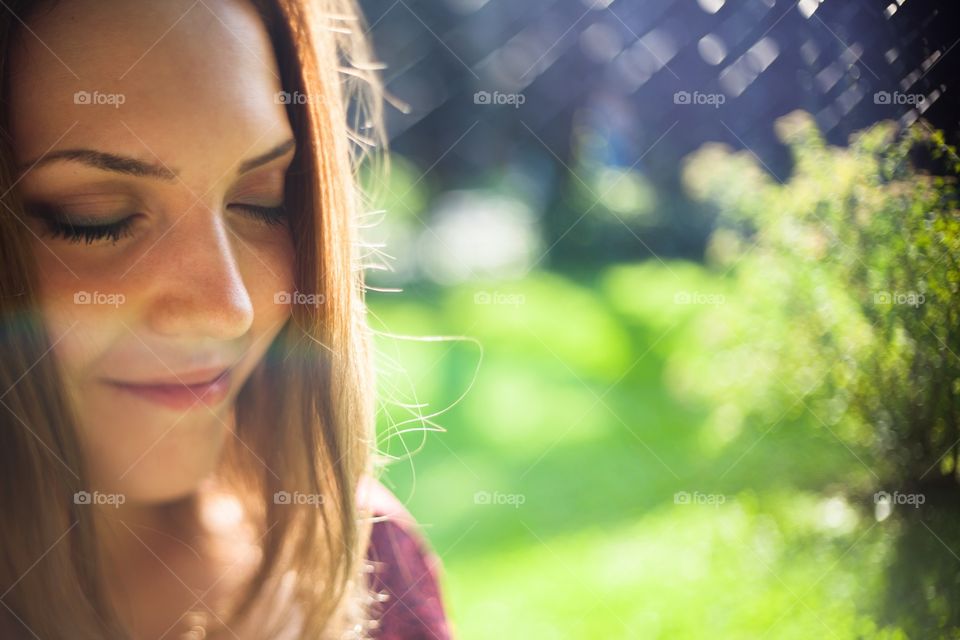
top-left (94, 490), bottom-right (263, 639)
top-left (96, 494), bottom-right (205, 579)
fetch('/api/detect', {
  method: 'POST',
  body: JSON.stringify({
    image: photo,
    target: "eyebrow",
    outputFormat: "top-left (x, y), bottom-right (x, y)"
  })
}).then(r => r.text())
top-left (20, 138), bottom-right (297, 180)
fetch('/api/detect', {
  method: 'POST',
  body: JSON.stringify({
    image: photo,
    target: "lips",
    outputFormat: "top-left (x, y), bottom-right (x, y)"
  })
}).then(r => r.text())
top-left (104, 367), bottom-right (233, 411)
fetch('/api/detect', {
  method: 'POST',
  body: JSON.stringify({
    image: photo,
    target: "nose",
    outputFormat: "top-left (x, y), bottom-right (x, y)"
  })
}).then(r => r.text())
top-left (143, 203), bottom-right (255, 340)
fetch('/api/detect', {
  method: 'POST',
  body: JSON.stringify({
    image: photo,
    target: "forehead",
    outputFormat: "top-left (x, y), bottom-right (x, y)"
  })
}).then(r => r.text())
top-left (7, 0), bottom-right (290, 174)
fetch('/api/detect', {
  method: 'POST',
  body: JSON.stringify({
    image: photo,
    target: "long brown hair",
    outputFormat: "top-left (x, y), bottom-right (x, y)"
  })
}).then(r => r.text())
top-left (0, 0), bottom-right (386, 637)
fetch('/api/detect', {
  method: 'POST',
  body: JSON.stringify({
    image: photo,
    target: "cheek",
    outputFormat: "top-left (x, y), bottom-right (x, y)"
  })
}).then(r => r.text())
top-left (34, 271), bottom-right (162, 498)
top-left (33, 253), bottom-right (129, 395)
top-left (240, 232), bottom-right (296, 329)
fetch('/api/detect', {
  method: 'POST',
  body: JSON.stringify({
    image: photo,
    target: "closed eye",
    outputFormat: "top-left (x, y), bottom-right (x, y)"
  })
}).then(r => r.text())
top-left (229, 203), bottom-right (288, 226)
top-left (25, 202), bottom-right (139, 245)
top-left (28, 202), bottom-right (288, 245)
top-left (41, 216), bottom-right (137, 245)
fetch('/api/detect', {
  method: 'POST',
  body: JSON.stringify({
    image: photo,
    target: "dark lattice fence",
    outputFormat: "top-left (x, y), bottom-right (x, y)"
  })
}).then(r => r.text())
top-left (360, 0), bottom-right (960, 263)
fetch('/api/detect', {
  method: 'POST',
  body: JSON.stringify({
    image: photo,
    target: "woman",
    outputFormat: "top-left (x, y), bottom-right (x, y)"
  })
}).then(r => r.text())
top-left (0, 0), bottom-right (451, 637)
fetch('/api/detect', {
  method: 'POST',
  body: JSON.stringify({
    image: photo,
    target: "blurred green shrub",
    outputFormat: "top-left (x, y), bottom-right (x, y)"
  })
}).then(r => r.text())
top-left (681, 110), bottom-right (960, 635)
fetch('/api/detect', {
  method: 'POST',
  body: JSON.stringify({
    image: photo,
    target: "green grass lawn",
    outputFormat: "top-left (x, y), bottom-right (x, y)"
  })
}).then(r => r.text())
top-left (368, 262), bottom-right (909, 639)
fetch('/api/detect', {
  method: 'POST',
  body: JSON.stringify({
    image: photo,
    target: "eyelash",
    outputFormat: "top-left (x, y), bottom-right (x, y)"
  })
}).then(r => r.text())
top-left (38, 204), bottom-right (288, 245)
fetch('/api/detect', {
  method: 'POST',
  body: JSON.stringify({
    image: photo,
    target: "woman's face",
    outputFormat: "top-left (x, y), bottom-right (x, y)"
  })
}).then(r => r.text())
top-left (8, 0), bottom-right (295, 503)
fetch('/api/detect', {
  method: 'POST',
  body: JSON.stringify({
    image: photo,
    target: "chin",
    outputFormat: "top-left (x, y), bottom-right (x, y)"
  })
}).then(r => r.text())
top-left (82, 409), bottom-right (232, 496)
top-left (87, 449), bottom-right (222, 505)
top-left (120, 474), bottom-right (211, 505)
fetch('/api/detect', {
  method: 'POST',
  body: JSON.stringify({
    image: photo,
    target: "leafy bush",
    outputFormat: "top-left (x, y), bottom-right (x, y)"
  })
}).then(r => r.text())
top-left (681, 111), bottom-right (960, 635)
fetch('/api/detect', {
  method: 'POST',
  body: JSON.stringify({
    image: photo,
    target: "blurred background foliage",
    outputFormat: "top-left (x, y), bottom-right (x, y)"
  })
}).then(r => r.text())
top-left (681, 111), bottom-right (960, 636)
top-left (356, 0), bottom-right (960, 637)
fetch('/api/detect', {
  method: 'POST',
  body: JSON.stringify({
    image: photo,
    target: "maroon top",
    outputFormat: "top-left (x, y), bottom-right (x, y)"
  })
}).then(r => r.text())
top-left (361, 478), bottom-right (453, 639)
